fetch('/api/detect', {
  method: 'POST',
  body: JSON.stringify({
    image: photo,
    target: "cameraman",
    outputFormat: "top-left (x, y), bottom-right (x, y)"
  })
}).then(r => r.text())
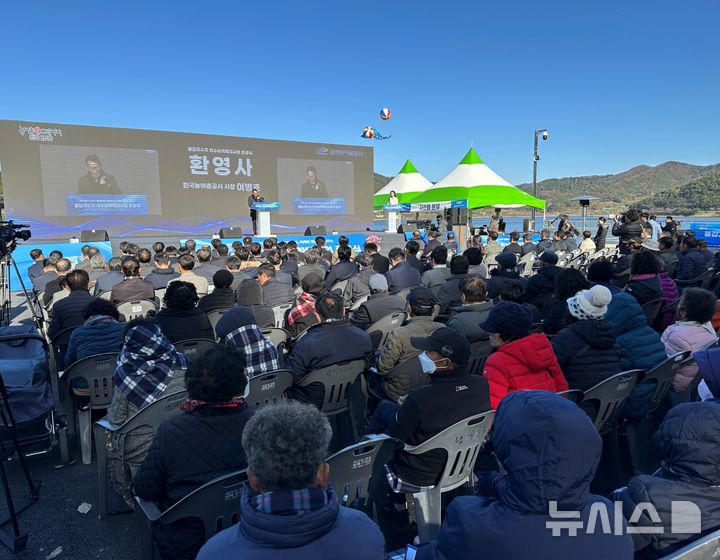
top-left (611, 209), bottom-right (644, 254)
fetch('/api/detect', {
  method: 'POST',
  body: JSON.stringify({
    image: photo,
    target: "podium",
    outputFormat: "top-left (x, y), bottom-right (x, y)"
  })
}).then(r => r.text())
top-left (384, 203), bottom-right (410, 232)
top-left (252, 201), bottom-right (280, 237)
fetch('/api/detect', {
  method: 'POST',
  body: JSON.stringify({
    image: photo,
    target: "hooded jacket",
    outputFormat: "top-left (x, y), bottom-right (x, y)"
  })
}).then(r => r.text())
top-left (197, 485), bottom-right (384, 560)
top-left (604, 293), bottom-right (667, 372)
top-left (551, 319), bottom-right (621, 392)
top-left (525, 265), bottom-right (561, 314)
top-left (613, 402), bottom-right (720, 559)
top-left (417, 391), bottom-right (633, 560)
top-left (482, 333), bottom-right (568, 409)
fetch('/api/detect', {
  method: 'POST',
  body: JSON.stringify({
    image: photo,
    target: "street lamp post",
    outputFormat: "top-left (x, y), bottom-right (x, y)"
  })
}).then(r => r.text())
top-left (531, 128), bottom-right (548, 232)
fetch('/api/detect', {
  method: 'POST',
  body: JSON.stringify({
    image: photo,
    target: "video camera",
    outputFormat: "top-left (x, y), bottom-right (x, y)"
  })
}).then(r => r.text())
top-left (0, 221), bottom-right (32, 256)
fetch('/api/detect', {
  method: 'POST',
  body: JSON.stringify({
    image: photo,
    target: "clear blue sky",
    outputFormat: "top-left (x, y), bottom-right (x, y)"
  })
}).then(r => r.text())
top-left (1, 0), bottom-right (718, 184)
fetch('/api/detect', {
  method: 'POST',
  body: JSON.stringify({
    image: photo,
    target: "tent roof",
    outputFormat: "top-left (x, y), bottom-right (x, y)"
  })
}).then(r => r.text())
top-left (374, 159), bottom-right (433, 208)
top-left (407, 148), bottom-right (545, 210)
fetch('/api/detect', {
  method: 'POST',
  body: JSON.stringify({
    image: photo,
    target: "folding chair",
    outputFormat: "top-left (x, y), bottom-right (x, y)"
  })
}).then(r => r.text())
top-left (272, 304), bottom-right (293, 328)
top-left (367, 312), bottom-right (407, 350)
top-left (246, 370), bottom-right (294, 408)
top-left (117, 300), bottom-right (157, 322)
top-left (658, 528), bottom-right (720, 559)
top-left (467, 339), bottom-right (493, 376)
top-left (641, 298), bottom-right (665, 326)
top-left (580, 369), bottom-right (642, 434)
top-left (135, 470), bottom-right (247, 560)
top-left (394, 288), bottom-right (413, 302)
top-left (206, 308), bottom-right (230, 335)
top-left (173, 338), bottom-right (217, 359)
top-left (93, 390), bottom-right (188, 519)
top-left (388, 411), bottom-right (496, 543)
top-left (260, 328), bottom-right (291, 363)
top-left (326, 434), bottom-right (401, 512)
top-left (60, 352), bottom-right (118, 464)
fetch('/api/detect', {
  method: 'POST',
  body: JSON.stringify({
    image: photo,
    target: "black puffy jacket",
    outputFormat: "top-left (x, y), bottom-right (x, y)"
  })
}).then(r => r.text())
top-left (612, 220), bottom-right (644, 254)
top-left (613, 402), bottom-right (720, 559)
top-left (134, 404), bottom-right (254, 560)
top-left (551, 319), bottom-right (621, 391)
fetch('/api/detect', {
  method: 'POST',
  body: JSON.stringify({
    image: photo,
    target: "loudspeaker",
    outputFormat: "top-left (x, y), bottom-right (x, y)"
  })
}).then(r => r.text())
top-left (80, 229), bottom-right (109, 242)
top-left (448, 208), bottom-right (468, 226)
top-left (219, 227), bottom-right (240, 239)
top-left (304, 225), bottom-right (327, 236)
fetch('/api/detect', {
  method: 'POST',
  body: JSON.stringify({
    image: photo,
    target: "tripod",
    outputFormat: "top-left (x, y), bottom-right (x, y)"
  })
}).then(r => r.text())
top-left (0, 374), bottom-right (40, 553)
top-left (0, 253), bottom-right (44, 330)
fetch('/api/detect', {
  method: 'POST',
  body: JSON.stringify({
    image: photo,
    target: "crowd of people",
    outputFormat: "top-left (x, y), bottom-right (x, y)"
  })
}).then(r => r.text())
top-left (21, 213), bottom-right (720, 558)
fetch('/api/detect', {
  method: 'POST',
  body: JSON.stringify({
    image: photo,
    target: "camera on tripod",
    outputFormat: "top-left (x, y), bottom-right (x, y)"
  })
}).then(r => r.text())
top-left (0, 221), bottom-right (32, 256)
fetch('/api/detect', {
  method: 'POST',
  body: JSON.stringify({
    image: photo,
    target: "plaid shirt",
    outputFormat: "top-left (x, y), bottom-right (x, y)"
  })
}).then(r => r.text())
top-left (287, 292), bottom-right (317, 327)
top-left (224, 325), bottom-right (279, 378)
top-left (114, 323), bottom-right (188, 409)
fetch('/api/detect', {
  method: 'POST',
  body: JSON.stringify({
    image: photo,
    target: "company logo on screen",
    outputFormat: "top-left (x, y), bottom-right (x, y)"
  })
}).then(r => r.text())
top-left (18, 125), bottom-right (63, 142)
top-left (316, 146), bottom-right (329, 155)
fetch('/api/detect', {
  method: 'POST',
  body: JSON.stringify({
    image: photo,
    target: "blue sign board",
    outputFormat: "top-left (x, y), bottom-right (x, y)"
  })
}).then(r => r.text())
top-left (450, 200), bottom-right (468, 209)
top-left (689, 223), bottom-right (720, 248)
top-left (384, 204), bottom-right (411, 212)
top-left (293, 198), bottom-right (346, 215)
top-left (252, 201), bottom-right (280, 211)
top-left (66, 194), bottom-right (148, 215)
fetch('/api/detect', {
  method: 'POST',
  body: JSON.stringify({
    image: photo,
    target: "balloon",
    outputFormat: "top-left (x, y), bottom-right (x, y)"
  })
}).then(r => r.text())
top-left (380, 107), bottom-right (391, 120)
top-left (361, 126), bottom-right (375, 139)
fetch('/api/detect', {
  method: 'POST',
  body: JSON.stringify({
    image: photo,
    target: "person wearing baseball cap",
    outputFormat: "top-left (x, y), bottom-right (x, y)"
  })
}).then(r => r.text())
top-left (384, 327), bottom-right (491, 488)
top-left (198, 269), bottom-right (237, 313)
top-left (479, 302), bottom-right (567, 409)
top-left (487, 252), bottom-right (526, 300)
top-left (525, 251), bottom-right (561, 315)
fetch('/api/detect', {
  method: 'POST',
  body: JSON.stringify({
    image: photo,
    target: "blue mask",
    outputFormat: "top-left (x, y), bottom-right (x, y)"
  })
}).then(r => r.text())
top-left (418, 351), bottom-right (437, 375)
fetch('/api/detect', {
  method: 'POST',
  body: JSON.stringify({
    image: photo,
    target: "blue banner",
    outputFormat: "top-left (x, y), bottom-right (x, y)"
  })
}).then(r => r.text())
top-left (252, 201), bottom-right (280, 211)
top-left (384, 204), bottom-right (411, 212)
top-left (66, 194), bottom-right (148, 215)
top-left (689, 223), bottom-right (720, 248)
top-left (450, 199), bottom-right (468, 208)
top-left (8, 241), bottom-right (113, 292)
top-left (293, 197), bottom-right (346, 215)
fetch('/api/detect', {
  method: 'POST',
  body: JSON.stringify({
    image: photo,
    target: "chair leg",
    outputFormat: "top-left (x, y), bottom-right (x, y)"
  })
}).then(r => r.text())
top-left (58, 426), bottom-right (69, 465)
top-left (93, 424), bottom-right (108, 519)
top-left (136, 508), bottom-right (156, 560)
top-left (626, 416), bottom-right (651, 475)
top-left (78, 409), bottom-right (92, 465)
top-left (413, 487), bottom-right (443, 543)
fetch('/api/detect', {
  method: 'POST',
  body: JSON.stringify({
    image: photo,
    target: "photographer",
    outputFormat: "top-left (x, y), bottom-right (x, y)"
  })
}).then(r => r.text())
top-left (611, 209), bottom-right (644, 254)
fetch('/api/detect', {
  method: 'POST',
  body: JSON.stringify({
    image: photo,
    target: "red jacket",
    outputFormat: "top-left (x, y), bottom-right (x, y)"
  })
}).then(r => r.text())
top-left (483, 333), bottom-right (568, 409)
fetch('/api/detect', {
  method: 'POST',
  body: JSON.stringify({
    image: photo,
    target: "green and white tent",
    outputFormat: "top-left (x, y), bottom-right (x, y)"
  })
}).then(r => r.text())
top-left (373, 159), bottom-right (433, 210)
top-left (407, 148), bottom-right (545, 210)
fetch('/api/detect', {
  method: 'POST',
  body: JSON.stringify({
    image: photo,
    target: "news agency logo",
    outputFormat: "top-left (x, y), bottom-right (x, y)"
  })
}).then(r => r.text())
top-left (547, 500), bottom-right (702, 537)
top-left (316, 146), bottom-right (329, 155)
top-left (18, 124), bottom-right (63, 142)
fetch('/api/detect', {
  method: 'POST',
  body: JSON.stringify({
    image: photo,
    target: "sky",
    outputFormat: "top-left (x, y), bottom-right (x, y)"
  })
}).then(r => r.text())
top-left (1, 0), bottom-right (718, 185)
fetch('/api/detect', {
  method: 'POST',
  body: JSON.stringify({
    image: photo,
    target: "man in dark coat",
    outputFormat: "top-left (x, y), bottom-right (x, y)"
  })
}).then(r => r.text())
top-left (350, 274), bottom-right (406, 330)
top-left (324, 245), bottom-right (359, 289)
top-left (501, 231), bottom-right (522, 255)
top-left (27, 249), bottom-right (45, 280)
top-left (421, 231), bottom-right (441, 259)
top-left (593, 217), bottom-right (609, 250)
top-left (613, 401), bottom-right (720, 559)
top-left (676, 237), bottom-right (707, 283)
top-left (286, 292), bottom-right (373, 408)
top-left (257, 264), bottom-right (294, 308)
top-left (436, 254), bottom-right (469, 312)
top-left (612, 209), bottom-right (645, 255)
top-left (144, 253), bottom-right (180, 289)
top-left (297, 248), bottom-right (328, 285)
top-left (417, 391), bottom-right (634, 560)
top-left (193, 248), bottom-right (222, 283)
top-left (446, 274), bottom-right (493, 343)
top-left (364, 242), bottom-right (390, 274)
top-left (404, 240), bottom-right (426, 275)
top-left (47, 270), bottom-right (96, 339)
top-left (93, 257), bottom-right (124, 295)
top-left (111, 257), bottom-right (155, 304)
top-left (525, 251), bottom-right (561, 315)
top-left (385, 248), bottom-right (422, 295)
top-left (197, 270), bottom-right (236, 313)
top-left (486, 253), bottom-right (525, 301)
top-left (42, 258), bottom-right (73, 306)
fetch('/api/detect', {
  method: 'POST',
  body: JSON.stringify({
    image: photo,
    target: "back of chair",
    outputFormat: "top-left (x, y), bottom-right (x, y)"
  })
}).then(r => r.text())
top-left (119, 390), bottom-right (188, 434)
top-left (327, 435), bottom-right (401, 508)
top-left (98, 291), bottom-right (113, 301)
top-left (63, 352), bottom-right (119, 408)
top-left (659, 527), bottom-right (720, 559)
top-left (272, 304), bottom-right (293, 328)
top-left (641, 298), bottom-right (665, 326)
top-left (349, 294), bottom-right (369, 311)
top-left (405, 411), bottom-right (495, 492)
top-left (643, 351), bottom-right (690, 412)
top-left (329, 279), bottom-right (350, 295)
top-left (467, 339), bottom-right (493, 376)
top-left (367, 312), bottom-right (407, 350)
top-left (395, 288), bottom-right (413, 302)
top-left (155, 470), bottom-right (247, 539)
top-left (117, 300), bottom-right (157, 321)
top-left (260, 328), bottom-right (291, 356)
top-left (297, 359), bottom-right (366, 415)
top-left (50, 327), bottom-right (77, 370)
top-left (581, 370), bottom-right (642, 433)
top-left (174, 338), bottom-right (217, 358)
top-left (206, 308), bottom-right (230, 334)
top-left (246, 370), bottom-right (294, 408)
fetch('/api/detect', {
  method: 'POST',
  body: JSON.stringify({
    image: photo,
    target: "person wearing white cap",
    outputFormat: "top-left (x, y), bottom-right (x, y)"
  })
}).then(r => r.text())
top-left (551, 285), bottom-right (622, 392)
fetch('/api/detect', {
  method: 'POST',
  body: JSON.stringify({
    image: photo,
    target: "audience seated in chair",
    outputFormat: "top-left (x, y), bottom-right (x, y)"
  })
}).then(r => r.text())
top-left (625, 250), bottom-right (663, 306)
top-left (463, 246), bottom-right (487, 278)
top-left (405, 240), bottom-right (427, 275)
top-left (111, 256), bottom-right (156, 305)
top-left (551, 285), bottom-right (621, 392)
top-left (613, 400), bottom-right (720, 559)
top-left (256, 263), bottom-right (294, 308)
top-left (385, 247), bottom-right (422, 295)
top-left (285, 292), bottom-right (373, 408)
top-left (498, 279), bottom-right (541, 323)
top-left (697, 346), bottom-right (720, 401)
top-left (446, 275), bottom-right (493, 342)
top-left (421, 246), bottom-right (451, 294)
top-left (286, 273), bottom-right (323, 337)
top-left (155, 281), bottom-right (214, 344)
top-left (64, 298), bottom-right (124, 369)
top-left (221, 306), bottom-right (279, 378)
top-left (32, 255), bottom-right (60, 293)
top-left (417, 391), bottom-right (633, 560)
top-left (197, 270), bottom-right (236, 313)
top-left (375, 287), bottom-right (443, 401)
top-left (197, 400), bottom-right (384, 559)
top-left (168, 254), bottom-right (209, 296)
top-left (486, 253), bottom-right (525, 301)
top-left (525, 251), bottom-right (561, 314)
top-left (676, 237), bottom-right (707, 285)
top-left (324, 244), bottom-right (359, 289)
top-left (436, 254), bottom-right (470, 313)
top-left (350, 274), bottom-right (406, 331)
top-left (43, 257), bottom-right (73, 306)
top-left (542, 268), bottom-right (591, 334)
top-left (223, 255), bottom-right (250, 291)
top-left (93, 256), bottom-right (124, 296)
top-left (106, 319), bottom-right (188, 508)
top-left (193, 248), bottom-right (222, 283)
top-left (144, 252), bottom-right (180, 290)
top-left (480, 302), bottom-right (567, 409)
top-left (662, 288), bottom-right (718, 399)
top-left (235, 279), bottom-right (275, 328)
top-left (47, 269), bottom-right (96, 340)
top-left (134, 346), bottom-right (254, 560)
top-left (342, 252), bottom-right (373, 308)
